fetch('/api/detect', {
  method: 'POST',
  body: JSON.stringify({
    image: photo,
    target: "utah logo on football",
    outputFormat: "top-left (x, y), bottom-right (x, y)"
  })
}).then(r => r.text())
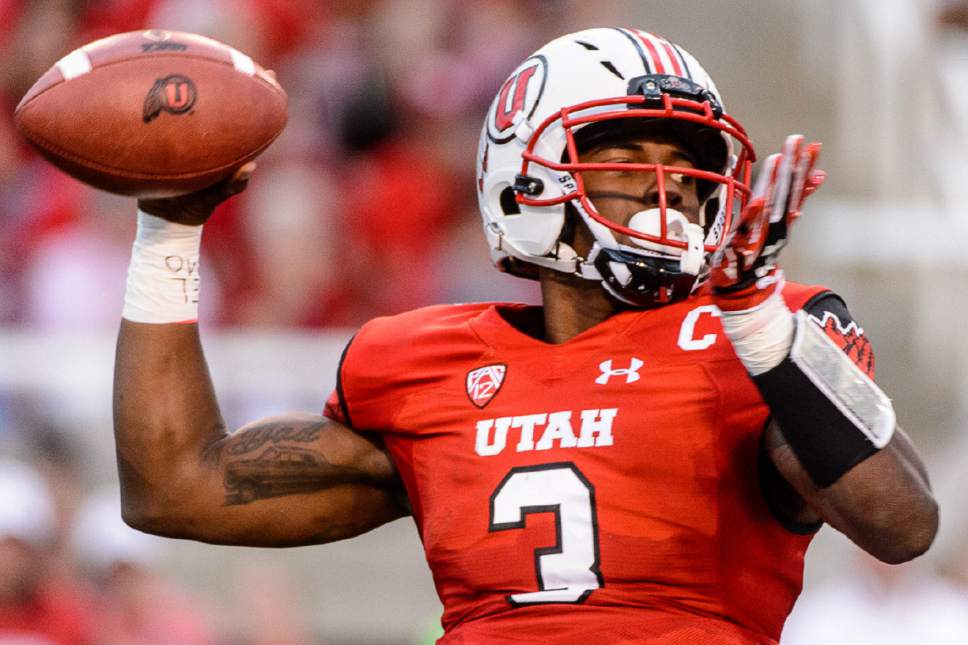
top-left (143, 74), bottom-right (197, 123)
top-left (466, 364), bottom-right (506, 408)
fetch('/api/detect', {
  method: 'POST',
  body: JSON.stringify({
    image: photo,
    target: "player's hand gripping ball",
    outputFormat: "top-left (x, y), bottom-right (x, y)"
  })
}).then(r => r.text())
top-left (711, 134), bottom-right (825, 310)
top-left (14, 30), bottom-right (287, 198)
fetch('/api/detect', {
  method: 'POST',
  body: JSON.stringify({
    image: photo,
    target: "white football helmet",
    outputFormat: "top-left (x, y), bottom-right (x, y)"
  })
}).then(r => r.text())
top-left (477, 27), bottom-right (756, 307)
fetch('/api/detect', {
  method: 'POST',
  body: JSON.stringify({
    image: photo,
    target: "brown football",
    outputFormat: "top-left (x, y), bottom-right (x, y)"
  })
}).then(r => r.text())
top-left (14, 29), bottom-right (288, 197)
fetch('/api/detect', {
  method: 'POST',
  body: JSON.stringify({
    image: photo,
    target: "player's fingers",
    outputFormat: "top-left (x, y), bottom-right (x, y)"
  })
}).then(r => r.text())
top-left (223, 162), bottom-right (257, 197)
top-left (801, 144), bottom-right (824, 196)
top-left (709, 246), bottom-right (737, 287)
top-left (233, 162), bottom-right (257, 181)
top-left (137, 163), bottom-right (256, 225)
top-left (737, 196), bottom-right (766, 232)
top-left (802, 169), bottom-right (825, 200)
top-left (193, 164), bottom-right (253, 206)
top-left (802, 142), bottom-right (820, 175)
top-left (733, 197), bottom-right (768, 263)
top-left (182, 163), bottom-right (255, 212)
top-left (787, 145), bottom-right (811, 219)
top-left (769, 135), bottom-right (802, 223)
top-left (759, 154), bottom-right (785, 222)
top-left (790, 143), bottom-right (823, 217)
top-left (751, 152), bottom-right (781, 203)
top-left (781, 134), bottom-right (805, 157)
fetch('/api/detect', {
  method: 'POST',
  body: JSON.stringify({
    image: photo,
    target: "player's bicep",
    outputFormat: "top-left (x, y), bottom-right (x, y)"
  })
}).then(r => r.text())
top-left (180, 413), bottom-right (408, 546)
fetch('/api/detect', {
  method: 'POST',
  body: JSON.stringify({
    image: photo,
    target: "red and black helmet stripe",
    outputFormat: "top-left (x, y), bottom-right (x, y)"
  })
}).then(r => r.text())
top-left (614, 28), bottom-right (693, 81)
top-left (669, 43), bottom-right (693, 80)
top-left (613, 27), bottom-right (652, 74)
top-left (636, 31), bottom-right (674, 74)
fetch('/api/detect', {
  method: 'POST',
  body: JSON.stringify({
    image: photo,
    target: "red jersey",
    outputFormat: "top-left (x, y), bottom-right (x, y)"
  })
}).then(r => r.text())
top-left (325, 283), bottom-right (871, 644)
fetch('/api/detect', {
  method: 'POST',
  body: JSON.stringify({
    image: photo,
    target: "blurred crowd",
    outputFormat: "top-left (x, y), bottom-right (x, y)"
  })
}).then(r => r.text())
top-left (0, 0), bottom-right (590, 331)
top-left (0, 449), bottom-right (324, 645)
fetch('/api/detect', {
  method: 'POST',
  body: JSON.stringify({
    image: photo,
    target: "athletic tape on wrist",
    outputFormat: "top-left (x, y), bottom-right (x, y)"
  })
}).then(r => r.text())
top-left (753, 310), bottom-right (896, 488)
top-left (122, 210), bottom-right (203, 324)
top-left (719, 290), bottom-right (795, 376)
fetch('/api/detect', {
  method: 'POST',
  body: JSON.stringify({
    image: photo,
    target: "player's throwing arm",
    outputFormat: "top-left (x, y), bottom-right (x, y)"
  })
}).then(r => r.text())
top-left (13, 31), bottom-right (409, 546)
top-left (113, 177), bottom-right (410, 546)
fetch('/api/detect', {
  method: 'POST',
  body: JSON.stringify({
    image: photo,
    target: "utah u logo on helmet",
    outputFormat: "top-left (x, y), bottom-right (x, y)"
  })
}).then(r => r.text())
top-left (486, 57), bottom-right (547, 144)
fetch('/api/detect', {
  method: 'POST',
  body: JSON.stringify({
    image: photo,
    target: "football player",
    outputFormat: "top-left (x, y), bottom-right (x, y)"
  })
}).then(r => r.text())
top-left (113, 28), bottom-right (937, 644)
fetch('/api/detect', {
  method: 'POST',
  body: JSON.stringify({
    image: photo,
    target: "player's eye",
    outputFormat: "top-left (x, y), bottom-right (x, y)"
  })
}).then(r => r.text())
top-left (669, 172), bottom-right (695, 186)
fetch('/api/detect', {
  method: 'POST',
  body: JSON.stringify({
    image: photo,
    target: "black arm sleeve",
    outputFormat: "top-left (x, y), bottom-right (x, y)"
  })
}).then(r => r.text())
top-left (801, 291), bottom-right (875, 378)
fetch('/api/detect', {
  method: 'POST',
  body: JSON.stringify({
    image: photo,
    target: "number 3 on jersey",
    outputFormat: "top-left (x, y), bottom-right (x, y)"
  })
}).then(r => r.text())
top-left (488, 463), bottom-right (604, 605)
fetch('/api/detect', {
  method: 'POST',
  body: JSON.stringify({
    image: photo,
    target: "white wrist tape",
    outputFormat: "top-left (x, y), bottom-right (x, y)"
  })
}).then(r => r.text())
top-left (122, 210), bottom-right (203, 324)
top-left (719, 291), bottom-right (795, 376)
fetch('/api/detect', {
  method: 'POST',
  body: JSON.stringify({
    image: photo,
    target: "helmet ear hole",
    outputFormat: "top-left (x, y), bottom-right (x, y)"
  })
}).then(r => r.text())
top-left (499, 187), bottom-right (521, 215)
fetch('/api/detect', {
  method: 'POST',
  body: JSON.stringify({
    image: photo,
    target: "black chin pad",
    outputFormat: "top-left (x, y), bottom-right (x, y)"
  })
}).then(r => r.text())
top-left (595, 248), bottom-right (697, 308)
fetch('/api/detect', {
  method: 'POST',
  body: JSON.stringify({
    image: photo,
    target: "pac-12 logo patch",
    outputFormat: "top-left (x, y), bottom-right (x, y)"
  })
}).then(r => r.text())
top-left (466, 364), bottom-right (507, 408)
top-left (143, 75), bottom-right (196, 123)
top-left (486, 55), bottom-right (547, 144)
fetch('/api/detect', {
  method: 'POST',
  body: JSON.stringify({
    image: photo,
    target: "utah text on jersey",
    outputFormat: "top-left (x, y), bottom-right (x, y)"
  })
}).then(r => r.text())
top-left (475, 408), bottom-right (618, 456)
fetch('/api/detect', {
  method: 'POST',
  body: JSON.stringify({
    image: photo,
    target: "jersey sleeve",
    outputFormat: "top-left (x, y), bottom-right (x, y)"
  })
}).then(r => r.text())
top-left (321, 304), bottom-right (487, 432)
top-left (322, 321), bottom-right (408, 432)
top-left (801, 291), bottom-right (876, 378)
top-left (323, 336), bottom-right (356, 427)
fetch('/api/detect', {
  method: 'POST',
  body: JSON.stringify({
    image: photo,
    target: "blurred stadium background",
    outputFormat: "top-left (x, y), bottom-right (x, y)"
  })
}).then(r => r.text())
top-left (2, 0), bottom-right (968, 643)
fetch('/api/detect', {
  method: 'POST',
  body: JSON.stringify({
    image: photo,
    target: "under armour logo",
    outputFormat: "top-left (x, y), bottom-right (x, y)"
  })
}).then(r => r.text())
top-left (595, 358), bottom-right (644, 385)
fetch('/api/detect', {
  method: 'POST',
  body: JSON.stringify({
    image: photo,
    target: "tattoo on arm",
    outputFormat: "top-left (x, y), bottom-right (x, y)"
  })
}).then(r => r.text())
top-left (219, 421), bottom-right (365, 506)
top-left (225, 422), bottom-right (324, 456)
